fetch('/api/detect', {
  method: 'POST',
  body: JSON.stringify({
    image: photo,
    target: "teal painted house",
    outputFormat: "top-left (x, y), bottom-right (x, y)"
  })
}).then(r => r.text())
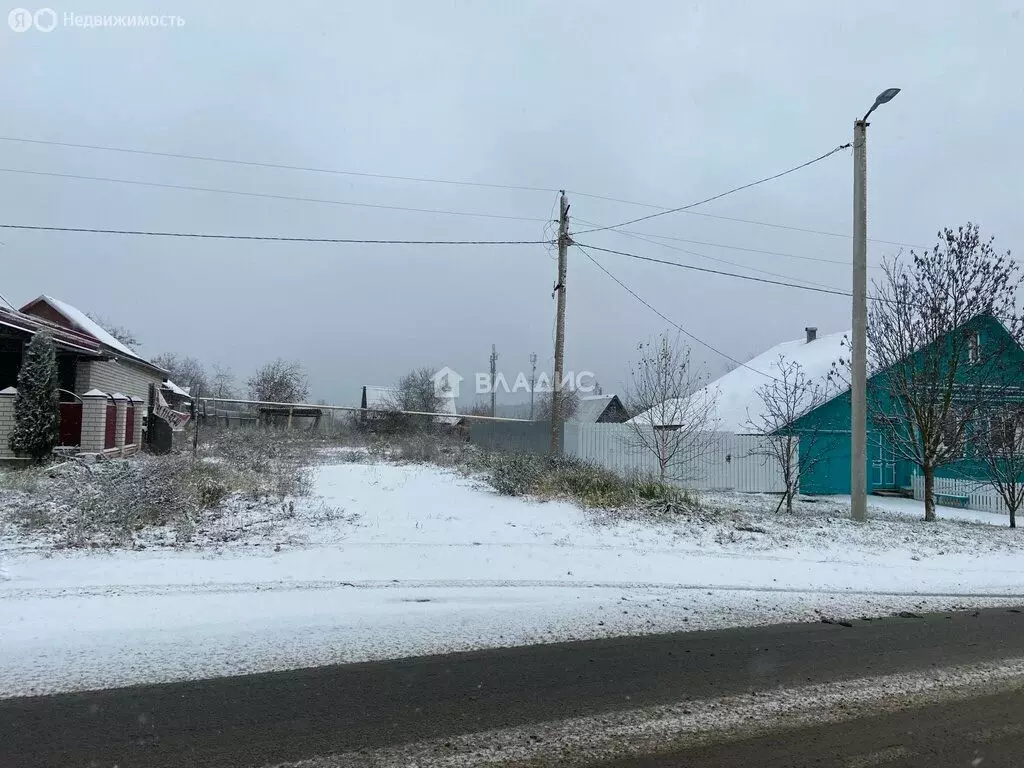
top-left (636, 317), bottom-right (1024, 495)
top-left (794, 314), bottom-right (1024, 494)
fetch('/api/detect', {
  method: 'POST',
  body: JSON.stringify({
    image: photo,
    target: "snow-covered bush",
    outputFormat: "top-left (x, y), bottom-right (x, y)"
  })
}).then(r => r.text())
top-left (200, 426), bottom-right (316, 499)
top-left (536, 456), bottom-right (637, 508)
top-left (484, 452), bottom-right (695, 511)
top-left (1, 427), bottom-right (323, 548)
top-left (8, 331), bottom-right (59, 462)
top-left (489, 453), bottom-right (544, 496)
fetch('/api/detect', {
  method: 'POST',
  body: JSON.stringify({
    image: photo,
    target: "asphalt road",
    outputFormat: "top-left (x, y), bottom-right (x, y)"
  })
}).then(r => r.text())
top-left (599, 686), bottom-right (1024, 767)
top-left (3, 608), bottom-right (1024, 768)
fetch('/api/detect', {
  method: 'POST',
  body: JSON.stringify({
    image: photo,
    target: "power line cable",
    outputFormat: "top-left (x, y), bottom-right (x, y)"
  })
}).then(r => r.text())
top-left (574, 242), bottom-right (854, 298)
top-left (574, 241), bottom-right (1009, 320)
top-left (574, 218), bottom-right (850, 291)
top-left (0, 135), bottom-right (559, 194)
top-left (589, 223), bottom-right (884, 270)
top-left (0, 167), bottom-right (550, 223)
top-left (0, 134), bottom-right (924, 249)
top-left (570, 190), bottom-right (922, 249)
top-left (0, 223), bottom-right (551, 245)
top-left (575, 244), bottom-right (775, 380)
top-left (573, 144), bottom-right (851, 235)
top-left (0, 134), bottom-right (929, 247)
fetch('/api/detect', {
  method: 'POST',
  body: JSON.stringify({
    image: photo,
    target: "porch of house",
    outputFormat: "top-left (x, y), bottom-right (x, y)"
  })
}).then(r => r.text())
top-left (0, 387), bottom-right (146, 463)
top-left (0, 333), bottom-right (146, 462)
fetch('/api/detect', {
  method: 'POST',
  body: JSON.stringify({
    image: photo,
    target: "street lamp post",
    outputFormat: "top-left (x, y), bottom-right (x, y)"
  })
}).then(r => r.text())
top-left (851, 87), bottom-right (900, 523)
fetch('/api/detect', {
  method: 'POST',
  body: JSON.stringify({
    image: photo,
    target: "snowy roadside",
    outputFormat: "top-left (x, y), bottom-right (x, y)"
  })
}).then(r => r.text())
top-left (3, 460), bottom-right (1024, 697)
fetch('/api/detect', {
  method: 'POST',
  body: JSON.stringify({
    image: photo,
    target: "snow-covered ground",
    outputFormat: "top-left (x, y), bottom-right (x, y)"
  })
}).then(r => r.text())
top-left (3, 461), bottom-right (1024, 697)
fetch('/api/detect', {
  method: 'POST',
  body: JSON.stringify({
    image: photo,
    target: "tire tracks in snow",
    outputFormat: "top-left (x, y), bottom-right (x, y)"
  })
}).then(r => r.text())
top-left (4, 578), bottom-right (1024, 601)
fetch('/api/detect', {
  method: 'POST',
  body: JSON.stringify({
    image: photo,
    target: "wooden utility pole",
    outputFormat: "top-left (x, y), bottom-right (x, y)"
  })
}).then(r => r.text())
top-left (489, 344), bottom-right (499, 417)
top-left (191, 386), bottom-right (200, 459)
top-left (529, 352), bottom-right (538, 421)
top-left (550, 191), bottom-right (569, 453)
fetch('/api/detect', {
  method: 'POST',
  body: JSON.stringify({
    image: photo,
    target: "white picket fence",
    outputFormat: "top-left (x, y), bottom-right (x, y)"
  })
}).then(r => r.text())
top-left (563, 424), bottom-right (787, 492)
top-left (910, 475), bottom-right (1010, 514)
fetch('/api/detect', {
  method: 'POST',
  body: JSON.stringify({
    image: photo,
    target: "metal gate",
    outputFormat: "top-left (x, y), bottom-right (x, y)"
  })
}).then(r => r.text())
top-left (104, 403), bottom-right (117, 449)
top-left (124, 403), bottom-right (135, 445)
top-left (58, 402), bottom-right (82, 447)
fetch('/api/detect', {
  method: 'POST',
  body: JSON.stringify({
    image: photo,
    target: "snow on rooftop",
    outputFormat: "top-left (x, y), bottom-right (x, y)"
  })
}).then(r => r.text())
top-left (572, 394), bottom-right (618, 423)
top-left (631, 330), bottom-right (849, 432)
top-left (162, 379), bottom-right (191, 397)
top-left (40, 295), bottom-right (140, 360)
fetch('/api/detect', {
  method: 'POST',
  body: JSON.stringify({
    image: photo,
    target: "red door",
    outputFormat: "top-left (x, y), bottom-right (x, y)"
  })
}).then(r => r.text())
top-left (124, 404), bottom-right (135, 445)
top-left (58, 403), bottom-right (82, 447)
top-left (104, 403), bottom-right (117, 449)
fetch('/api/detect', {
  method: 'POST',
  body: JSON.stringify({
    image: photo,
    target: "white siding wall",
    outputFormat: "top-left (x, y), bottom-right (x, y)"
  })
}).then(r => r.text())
top-left (911, 475), bottom-right (1011, 515)
top-left (76, 359), bottom-right (161, 403)
top-left (563, 424), bottom-right (787, 492)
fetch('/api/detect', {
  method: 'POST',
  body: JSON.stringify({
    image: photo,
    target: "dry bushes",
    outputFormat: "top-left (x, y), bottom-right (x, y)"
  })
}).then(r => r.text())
top-left (0, 426), bottom-right (323, 548)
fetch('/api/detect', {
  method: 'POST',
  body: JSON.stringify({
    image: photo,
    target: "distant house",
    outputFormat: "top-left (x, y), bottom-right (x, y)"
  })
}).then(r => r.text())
top-left (1, 294), bottom-right (167, 460)
top-left (630, 327), bottom-right (844, 435)
top-left (161, 378), bottom-right (192, 409)
top-left (630, 319), bottom-right (1024, 495)
top-left (571, 394), bottom-right (629, 424)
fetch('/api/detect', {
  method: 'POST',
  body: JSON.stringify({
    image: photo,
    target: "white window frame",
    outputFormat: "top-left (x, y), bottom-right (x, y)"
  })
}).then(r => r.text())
top-left (967, 331), bottom-right (981, 364)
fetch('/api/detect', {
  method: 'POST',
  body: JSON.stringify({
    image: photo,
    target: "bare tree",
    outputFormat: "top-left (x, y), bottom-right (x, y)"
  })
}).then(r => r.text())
top-left (971, 405), bottom-right (1024, 528)
top-left (152, 353), bottom-right (209, 396)
top-left (624, 333), bottom-right (719, 482)
top-left (464, 399), bottom-right (493, 417)
top-left (381, 366), bottom-right (449, 433)
top-left (745, 356), bottom-right (834, 513)
top-left (535, 388), bottom-right (580, 421)
top-left (86, 312), bottom-right (141, 349)
top-left (210, 363), bottom-right (237, 399)
top-left (247, 359), bottom-right (309, 403)
top-left (865, 223), bottom-right (1024, 521)
top-left (388, 367), bottom-right (447, 411)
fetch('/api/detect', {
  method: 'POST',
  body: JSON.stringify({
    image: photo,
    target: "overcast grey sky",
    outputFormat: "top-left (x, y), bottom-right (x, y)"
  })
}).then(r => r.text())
top-left (2, 0), bottom-right (1022, 404)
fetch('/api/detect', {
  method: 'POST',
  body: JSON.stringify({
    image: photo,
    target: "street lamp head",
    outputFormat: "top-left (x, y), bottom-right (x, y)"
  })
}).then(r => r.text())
top-left (875, 87), bottom-right (901, 104)
top-left (863, 87), bottom-right (901, 121)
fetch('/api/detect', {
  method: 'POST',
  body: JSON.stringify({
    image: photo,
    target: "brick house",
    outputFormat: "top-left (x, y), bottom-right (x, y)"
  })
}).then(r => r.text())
top-left (0, 295), bottom-right (167, 461)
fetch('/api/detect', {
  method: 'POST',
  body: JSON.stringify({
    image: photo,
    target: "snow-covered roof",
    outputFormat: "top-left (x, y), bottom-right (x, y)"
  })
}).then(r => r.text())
top-left (630, 330), bottom-right (848, 432)
top-left (0, 306), bottom-right (102, 354)
top-left (26, 295), bottom-right (141, 361)
top-left (571, 394), bottom-right (621, 423)
top-left (162, 379), bottom-right (191, 397)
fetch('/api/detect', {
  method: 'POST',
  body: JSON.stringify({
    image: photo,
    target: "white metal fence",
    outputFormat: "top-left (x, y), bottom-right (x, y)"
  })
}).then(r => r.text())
top-left (911, 475), bottom-right (1009, 514)
top-left (562, 424), bottom-right (787, 492)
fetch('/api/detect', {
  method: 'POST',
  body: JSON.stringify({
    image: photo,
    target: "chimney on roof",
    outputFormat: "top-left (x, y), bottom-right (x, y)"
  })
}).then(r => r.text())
top-left (805, 327), bottom-right (817, 343)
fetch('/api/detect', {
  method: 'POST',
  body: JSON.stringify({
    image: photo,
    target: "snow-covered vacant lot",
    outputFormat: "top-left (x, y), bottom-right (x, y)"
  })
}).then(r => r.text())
top-left (3, 455), bottom-right (1024, 697)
